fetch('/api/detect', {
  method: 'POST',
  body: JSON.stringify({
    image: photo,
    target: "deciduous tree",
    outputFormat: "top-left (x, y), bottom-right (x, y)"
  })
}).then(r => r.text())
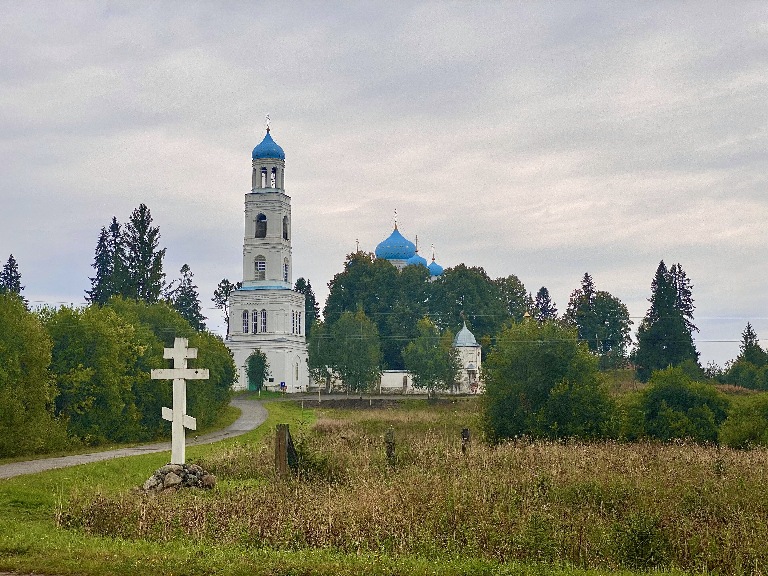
top-left (330, 309), bottom-right (382, 393)
top-left (246, 349), bottom-right (270, 392)
top-left (402, 317), bottom-right (461, 396)
top-left (0, 294), bottom-right (68, 457)
top-left (483, 320), bottom-right (614, 442)
top-left (212, 278), bottom-right (241, 337)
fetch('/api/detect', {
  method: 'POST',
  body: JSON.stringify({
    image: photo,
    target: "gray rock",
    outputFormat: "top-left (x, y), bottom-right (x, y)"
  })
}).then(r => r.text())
top-left (163, 471), bottom-right (182, 488)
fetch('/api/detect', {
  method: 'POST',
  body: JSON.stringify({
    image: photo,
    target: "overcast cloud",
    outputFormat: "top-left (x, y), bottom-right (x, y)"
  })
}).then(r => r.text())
top-left (1, 1), bottom-right (766, 367)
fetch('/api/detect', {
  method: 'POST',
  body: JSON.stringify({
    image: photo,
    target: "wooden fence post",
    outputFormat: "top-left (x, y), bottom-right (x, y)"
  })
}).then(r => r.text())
top-left (385, 427), bottom-right (395, 466)
top-left (461, 428), bottom-right (471, 455)
top-left (275, 424), bottom-right (298, 477)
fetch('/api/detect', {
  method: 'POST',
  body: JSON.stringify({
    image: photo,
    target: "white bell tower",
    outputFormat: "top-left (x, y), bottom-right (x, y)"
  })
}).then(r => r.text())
top-left (226, 120), bottom-right (309, 392)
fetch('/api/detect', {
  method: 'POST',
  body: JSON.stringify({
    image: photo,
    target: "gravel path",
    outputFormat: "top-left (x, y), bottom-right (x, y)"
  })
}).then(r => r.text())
top-left (0, 396), bottom-right (267, 480)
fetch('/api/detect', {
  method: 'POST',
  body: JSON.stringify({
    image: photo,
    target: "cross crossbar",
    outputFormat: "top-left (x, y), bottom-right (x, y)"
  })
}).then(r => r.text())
top-left (151, 368), bottom-right (209, 380)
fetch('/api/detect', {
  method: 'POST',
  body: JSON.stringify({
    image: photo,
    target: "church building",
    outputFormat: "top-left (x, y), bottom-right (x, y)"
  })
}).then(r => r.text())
top-left (226, 127), bottom-right (309, 392)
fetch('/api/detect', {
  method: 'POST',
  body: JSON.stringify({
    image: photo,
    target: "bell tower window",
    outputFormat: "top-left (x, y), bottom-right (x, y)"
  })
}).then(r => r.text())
top-left (254, 256), bottom-right (266, 281)
top-left (283, 216), bottom-right (289, 240)
top-left (260, 167), bottom-right (267, 188)
top-left (255, 214), bottom-right (267, 238)
top-left (271, 167), bottom-right (277, 188)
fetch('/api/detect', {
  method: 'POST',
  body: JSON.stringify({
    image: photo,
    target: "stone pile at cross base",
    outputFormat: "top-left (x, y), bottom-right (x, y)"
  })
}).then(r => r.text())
top-left (142, 463), bottom-right (216, 493)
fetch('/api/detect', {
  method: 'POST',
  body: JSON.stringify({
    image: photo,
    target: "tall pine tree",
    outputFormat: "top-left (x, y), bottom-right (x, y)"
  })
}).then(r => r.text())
top-left (166, 264), bottom-right (206, 331)
top-left (634, 261), bottom-right (699, 381)
top-left (533, 286), bottom-right (558, 322)
top-left (294, 277), bottom-right (320, 337)
top-left (124, 204), bottom-right (166, 303)
top-left (0, 254), bottom-right (25, 301)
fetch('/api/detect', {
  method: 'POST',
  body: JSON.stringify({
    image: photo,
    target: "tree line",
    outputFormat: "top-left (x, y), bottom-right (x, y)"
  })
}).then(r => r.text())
top-left (0, 205), bottom-right (235, 458)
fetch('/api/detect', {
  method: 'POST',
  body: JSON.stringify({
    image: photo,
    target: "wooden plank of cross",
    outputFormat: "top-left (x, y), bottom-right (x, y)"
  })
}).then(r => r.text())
top-left (151, 337), bottom-right (209, 464)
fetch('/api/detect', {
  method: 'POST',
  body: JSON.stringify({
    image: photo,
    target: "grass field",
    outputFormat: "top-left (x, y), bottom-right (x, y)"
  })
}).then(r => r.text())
top-left (4, 397), bottom-right (768, 575)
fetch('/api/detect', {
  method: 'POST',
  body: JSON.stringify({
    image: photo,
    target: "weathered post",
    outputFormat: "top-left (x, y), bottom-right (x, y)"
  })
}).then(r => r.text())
top-left (275, 424), bottom-right (298, 478)
top-left (385, 427), bottom-right (395, 466)
top-left (461, 428), bottom-right (471, 455)
top-left (151, 337), bottom-right (209, 465)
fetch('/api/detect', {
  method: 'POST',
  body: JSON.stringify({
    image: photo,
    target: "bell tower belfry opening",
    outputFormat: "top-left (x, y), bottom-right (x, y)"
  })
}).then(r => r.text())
top-left (226, 119), bottom-right (309, 392)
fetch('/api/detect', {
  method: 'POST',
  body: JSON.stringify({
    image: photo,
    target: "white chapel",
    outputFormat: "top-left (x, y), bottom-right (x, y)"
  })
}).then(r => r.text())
top-left (226, 126), bottom-right (309, 392)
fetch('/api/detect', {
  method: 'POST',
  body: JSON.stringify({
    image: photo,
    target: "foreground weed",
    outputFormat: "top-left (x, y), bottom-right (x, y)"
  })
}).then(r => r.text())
top-left (63, 399), bottom-right (768, 574)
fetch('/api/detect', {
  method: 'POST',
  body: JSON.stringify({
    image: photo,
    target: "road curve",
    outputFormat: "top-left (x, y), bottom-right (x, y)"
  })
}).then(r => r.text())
top-left (0, 396), bottom-right (267, 480)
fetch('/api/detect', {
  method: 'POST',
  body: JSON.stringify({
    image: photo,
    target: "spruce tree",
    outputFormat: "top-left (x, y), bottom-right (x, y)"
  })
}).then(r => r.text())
top-left (0, 254), bottom-right (25, 300)
top-left (738, 322), bottom-right (768, 367)
top-left (533, 286), bottom-right (558, 322)
top-left (294, 277), bottom-right (320, 337)
top-left (634, 261), bottom-right (699, 381)
top-left (564, 273), bottom-right (598, 346)
top-left (124, 204), bottom-right (166, 303)
top-left (87, 217), bottom-right (129, 304)
top-left (86, 228), bottom-right (112, 304)
top-left (167, 264), bottom-right (206, 331)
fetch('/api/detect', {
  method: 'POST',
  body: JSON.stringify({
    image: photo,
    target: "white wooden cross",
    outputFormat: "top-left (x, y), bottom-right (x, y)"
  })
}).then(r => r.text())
top-left (150, 337), bottom-right (209, 464)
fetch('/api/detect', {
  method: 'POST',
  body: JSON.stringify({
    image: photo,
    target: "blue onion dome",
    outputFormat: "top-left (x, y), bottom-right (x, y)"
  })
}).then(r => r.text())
top-left (252, 129), bottom-right (285, 160)
top-left (406, 251), bottom-right (428, 267)
top-left (453, 322), bottom-right (479, 347)
top-left (428, 257), bottom-right (444, 277)
top-left (375, 226), bottom-right (416, 260)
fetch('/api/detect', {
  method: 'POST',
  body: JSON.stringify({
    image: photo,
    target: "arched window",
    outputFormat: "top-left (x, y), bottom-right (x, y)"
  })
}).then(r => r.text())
top-left (260, 167), bottom-right (267, 188)
top-left (255, 213), bottom-right (267, 238)
top-left (254, 256), bottom-right (266, 281)
top-left (283, 258), bottom-right (289, 283)
top-left (282, 215), bottom-right (289, 240)
top-left (252, 310), bottom-right (258, 333)
top-left (242, 310), bottom-right (249, 333)
top-left (270, 167), bottom-right (277, 188)
top-left (298, 311), bottom-right (302, 335)
top-left (260, 309), bottom-right (267, 333)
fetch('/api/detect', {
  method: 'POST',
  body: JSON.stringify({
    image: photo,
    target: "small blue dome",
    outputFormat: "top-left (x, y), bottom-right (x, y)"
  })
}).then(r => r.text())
top-left (252, 130), bottom-right (285, 160)
top-left (406, 251), bottom-right (428, 268)
top-left (375, 227), bottom-right (416, 260)
top-left (428, 259), bottom-right (444, 277)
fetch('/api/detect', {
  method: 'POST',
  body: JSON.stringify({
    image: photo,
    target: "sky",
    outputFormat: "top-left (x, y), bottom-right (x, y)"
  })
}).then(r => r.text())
top-left (1, 1), bottom-right (766, 368)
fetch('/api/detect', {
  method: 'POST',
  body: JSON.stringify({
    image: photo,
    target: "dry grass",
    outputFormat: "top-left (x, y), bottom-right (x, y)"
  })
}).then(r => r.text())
top-left (64, 399), bottom-right (768, 573)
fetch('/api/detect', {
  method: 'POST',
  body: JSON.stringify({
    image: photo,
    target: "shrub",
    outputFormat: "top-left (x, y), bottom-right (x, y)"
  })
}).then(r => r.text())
top-left (719, 394), bottom-right (768, 448)
top-left (0, 294), bottom-right (69, 457)
top-left (630, 367), bottom-right (729, 442)
top-left (482, 320), bottom-right (614, 442)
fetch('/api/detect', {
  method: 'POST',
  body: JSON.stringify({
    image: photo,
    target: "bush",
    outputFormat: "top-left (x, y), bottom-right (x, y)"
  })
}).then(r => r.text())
top-left (0, 294), bottom-right (69, 457)
top-left (483, 320), bottom-right (614, 442)
top-left (719, 394), bottom-right (768, 448)
top-left (629, 367), bottom-right (729, 442)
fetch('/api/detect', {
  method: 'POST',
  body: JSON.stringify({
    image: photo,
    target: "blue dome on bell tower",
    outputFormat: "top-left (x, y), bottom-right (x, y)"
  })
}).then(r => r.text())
top-left (252, 129), bottom-right (285, 160)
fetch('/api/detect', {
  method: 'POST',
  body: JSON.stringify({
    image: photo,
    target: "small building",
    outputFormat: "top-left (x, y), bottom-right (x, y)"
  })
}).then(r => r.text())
top-left (453, 322), bottom-right (482, 394)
